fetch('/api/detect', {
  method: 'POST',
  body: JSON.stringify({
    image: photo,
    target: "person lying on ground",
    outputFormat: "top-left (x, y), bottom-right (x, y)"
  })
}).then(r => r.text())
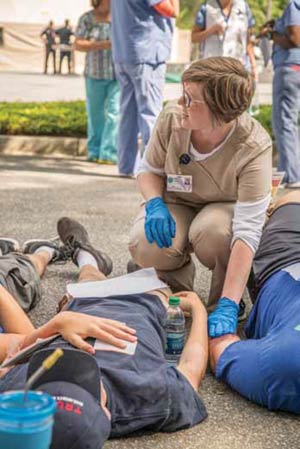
top-left (210, 191), bottom-right (300, 414)
top-left (0, 236), bottom-right (138, 361)
top-left (0, 217), bottom-right (208, 449)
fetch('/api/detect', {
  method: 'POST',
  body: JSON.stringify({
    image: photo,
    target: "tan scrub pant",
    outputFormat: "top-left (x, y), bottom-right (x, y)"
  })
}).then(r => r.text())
top-left (129, 202), bottom-right (234, 310)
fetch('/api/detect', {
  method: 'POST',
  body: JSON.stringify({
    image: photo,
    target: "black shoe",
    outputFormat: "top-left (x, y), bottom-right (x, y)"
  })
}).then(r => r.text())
top-left (57, 217), bottom-right (113, 275)
top-left (238, 298), bottom-right (247, 322)
top-left (127, 259), bottom-right (142, 273)
top-left (23, 237), bottom-right (65, 263)
top-left (0, 238), bottom-right (20, 255)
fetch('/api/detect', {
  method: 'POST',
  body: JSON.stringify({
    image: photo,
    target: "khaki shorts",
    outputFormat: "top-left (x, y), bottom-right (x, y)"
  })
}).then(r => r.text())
top-left (0, 253), bottom-right (41, 312)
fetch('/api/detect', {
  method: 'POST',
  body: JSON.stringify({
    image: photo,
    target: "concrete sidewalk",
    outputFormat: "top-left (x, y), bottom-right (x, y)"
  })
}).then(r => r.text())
top-left (0, 71), bottom-right (273, 104)
top-left (0, 154), bottom-right (298, 449)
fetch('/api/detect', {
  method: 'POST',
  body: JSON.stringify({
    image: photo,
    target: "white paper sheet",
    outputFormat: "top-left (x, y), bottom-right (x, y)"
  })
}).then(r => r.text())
top-left (67, 268), bottom-right (168, 299)
top-left (94, 339), bottom-right (137, 355)
top-left (282, 262), bottom-right (300, 281)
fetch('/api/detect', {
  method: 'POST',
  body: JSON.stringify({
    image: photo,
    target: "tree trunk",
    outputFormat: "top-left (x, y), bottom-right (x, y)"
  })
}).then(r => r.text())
top-left (266, 0), bottom-right (272, 20)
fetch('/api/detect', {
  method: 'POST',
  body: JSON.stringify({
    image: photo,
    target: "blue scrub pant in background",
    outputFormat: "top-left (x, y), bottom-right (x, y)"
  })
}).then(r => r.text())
top-left (216, 270), bottom-right (300, 414)
top-left (272, 65), bottom-right (300, 183)
top-left (115, 63), bottom-right (166, 175)
top-left (85, 77), bottom-right (120, 163)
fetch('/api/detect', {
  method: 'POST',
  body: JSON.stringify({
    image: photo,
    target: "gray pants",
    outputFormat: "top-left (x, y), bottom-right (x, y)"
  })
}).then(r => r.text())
top-left (272, 65), bottom-right (300, 183)
top-left (0, 254), bottom-right (41, 312)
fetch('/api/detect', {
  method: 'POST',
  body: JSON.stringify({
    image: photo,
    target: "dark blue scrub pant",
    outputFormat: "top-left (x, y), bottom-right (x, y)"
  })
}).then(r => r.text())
top-left (216, 269), bottom-right (300, 414)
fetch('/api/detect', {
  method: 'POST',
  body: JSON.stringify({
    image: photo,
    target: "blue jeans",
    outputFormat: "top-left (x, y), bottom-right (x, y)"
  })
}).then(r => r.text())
top-left (272, 65), bottom-right (300, 183)
top-left (115, 63), bottom-right (166, 175)
top-left (85, 77), bottom-right (120, 162)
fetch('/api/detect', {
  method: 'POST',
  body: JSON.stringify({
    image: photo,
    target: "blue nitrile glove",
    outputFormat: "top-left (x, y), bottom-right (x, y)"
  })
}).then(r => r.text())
top-left (145, 197), bottom-right (176, 249)
top-left (208, 297), bottom-right (239, 338)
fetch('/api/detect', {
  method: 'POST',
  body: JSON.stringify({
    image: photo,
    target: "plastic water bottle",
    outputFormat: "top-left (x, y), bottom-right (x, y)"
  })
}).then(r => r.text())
top-left (165, 296), bottom-right (185, 364)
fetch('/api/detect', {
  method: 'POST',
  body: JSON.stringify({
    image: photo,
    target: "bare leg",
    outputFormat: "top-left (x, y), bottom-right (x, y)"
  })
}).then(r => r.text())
top-left (26, 251), bottom-right (52, 278)
top-left (57, 264), bottom-right (107, 313)
top-left (78, 264), bottom-right (106, 283)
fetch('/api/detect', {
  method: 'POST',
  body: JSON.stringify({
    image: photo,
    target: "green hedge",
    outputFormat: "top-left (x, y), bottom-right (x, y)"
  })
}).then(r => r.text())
top-left (0, 101), bottom-right (87, 137)
top-left (0, 101), bottom-right (273, 141)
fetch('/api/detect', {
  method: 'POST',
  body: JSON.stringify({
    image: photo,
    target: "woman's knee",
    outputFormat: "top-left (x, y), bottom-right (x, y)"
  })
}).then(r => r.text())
top-left (189, 205), bottom-right (233, 249)
top-left (189, 219), bottom-right (232, 267)
top-left (129, 225), bottom-right (187, 271)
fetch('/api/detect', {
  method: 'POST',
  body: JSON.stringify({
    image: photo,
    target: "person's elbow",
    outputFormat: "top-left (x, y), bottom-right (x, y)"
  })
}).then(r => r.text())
top-left (191, 31), bottom-right (198, 43)
top-left (287, 26), bottom-right (300, 47)
top-left (153, 1), bottom-right (178, 19)
top-left (191, 26), bottom-right (203, 43)
top-left (74, 39), bottom-right (85, 51)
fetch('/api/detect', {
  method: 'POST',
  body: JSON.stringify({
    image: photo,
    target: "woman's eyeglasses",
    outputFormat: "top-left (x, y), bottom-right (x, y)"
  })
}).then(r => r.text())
top-left (183, 91), bottom-right (205, 108)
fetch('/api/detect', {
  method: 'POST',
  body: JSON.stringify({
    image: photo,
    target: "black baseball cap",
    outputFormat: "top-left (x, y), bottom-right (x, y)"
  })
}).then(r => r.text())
top-left (27, 348), bottom-right (111, 449)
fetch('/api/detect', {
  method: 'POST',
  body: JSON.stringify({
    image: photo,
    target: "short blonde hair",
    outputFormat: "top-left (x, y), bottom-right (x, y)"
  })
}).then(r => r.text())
top-left (182, 57), bottom-right (255, 123)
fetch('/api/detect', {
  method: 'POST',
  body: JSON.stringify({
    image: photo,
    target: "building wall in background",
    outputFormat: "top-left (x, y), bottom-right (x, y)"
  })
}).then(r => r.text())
top-left (0, 1), bottom-right (191, 73)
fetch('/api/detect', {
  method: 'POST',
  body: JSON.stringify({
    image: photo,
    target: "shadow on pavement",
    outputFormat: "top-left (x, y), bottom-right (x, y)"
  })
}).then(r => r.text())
top-left (0, 154), bottom-right (129, 180)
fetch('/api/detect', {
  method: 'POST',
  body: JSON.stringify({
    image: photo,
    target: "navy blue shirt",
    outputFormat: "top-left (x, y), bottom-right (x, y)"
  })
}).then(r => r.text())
top-left (272, 0), bottom-right (300, 68)
top-left (110, 0), bottom-right (174, 64)
top-left (0, 293), bottom-right (207, 436)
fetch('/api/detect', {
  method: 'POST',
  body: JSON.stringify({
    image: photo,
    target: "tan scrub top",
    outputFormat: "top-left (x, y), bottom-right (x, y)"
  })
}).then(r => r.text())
top-left (144, 103), bottom-right (273, 207)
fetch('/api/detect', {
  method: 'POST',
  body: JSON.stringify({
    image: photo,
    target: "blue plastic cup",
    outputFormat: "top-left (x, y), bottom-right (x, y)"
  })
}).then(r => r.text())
top-left (0, 390), bottom-right (56, 449)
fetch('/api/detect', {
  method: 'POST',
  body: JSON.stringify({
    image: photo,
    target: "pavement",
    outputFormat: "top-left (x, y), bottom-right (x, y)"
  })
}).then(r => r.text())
top-left (0, 154), bottom-right (299, 449)
top-left (0, 71), bottom-right (272, 104)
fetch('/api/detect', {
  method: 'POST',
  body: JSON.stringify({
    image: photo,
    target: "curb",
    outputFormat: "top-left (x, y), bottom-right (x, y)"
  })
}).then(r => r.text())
top-left (0, 135), bottom-right (87, 157)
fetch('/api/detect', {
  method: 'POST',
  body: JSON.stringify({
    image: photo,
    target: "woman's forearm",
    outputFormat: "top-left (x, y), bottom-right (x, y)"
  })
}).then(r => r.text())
top-left (75, 39), bottom-right (111, 52)
top-left (137, 172), bottom-right (165, 201)
top-left (221, 240), bottom-right (254, 304)
top-left (191, 26), bottom-right (215, 44)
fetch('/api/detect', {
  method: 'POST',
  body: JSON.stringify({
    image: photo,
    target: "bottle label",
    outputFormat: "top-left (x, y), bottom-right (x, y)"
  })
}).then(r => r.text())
top-left (166, 333), bottom-right (184, 355)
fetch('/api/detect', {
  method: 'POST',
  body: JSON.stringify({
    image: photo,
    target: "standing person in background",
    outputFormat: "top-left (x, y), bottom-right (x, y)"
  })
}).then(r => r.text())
top-left (56, 19), bottom-right (74, 75)
top-left (75, 0), bottom-right (120, 164)
top-left (260, 0), bottom-right (300, 188)
top-left (191, 0), bottom-right (258, 81)
top-left (40, 21), bottom-right (57, 75)
top-left (110, 0), bottom-right (179, 177)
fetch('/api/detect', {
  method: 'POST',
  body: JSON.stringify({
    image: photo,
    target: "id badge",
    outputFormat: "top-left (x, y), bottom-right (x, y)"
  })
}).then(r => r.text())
top-left (167, 175), bottom-right (193, 193)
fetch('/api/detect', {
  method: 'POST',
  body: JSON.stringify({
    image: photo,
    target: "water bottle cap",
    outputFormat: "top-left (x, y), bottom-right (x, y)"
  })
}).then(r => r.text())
top-left (169, 296), bottom-right (180, 306)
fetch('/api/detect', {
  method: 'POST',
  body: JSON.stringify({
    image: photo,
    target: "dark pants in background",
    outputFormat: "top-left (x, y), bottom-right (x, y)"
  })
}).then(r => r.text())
top-left (44, 46), bottom-right (56, 74)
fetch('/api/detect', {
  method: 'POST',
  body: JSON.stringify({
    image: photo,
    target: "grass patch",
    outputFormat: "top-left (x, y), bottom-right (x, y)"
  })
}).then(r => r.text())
top-left (0, 101), bottom-right (273, 141)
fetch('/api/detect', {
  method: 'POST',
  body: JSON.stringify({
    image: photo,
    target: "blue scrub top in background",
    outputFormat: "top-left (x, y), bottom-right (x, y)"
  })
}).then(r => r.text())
top-left (272, 0), bottom-right (300, 68)
top-left (110, 0), bottom-right (174, 64)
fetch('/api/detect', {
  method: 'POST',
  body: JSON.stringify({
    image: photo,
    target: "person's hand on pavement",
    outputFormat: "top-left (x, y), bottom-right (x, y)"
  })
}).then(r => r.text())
top-left (145, 197), bottom-right (176, 248)
top-left (208, 297), bottom-right (239, 338)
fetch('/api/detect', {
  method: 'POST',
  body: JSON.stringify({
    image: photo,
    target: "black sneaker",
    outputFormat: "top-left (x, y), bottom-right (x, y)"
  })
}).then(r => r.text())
top-left (238, 298), bottom-right (247, 322)
top-left (127, 259), bottom-right (142, 273)
top-left (23, 237), bottom-right (64, 263)
top-left (57, 217), bottom-right (113, 276)
top-left (0, 238), bottom-right (20, 255)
